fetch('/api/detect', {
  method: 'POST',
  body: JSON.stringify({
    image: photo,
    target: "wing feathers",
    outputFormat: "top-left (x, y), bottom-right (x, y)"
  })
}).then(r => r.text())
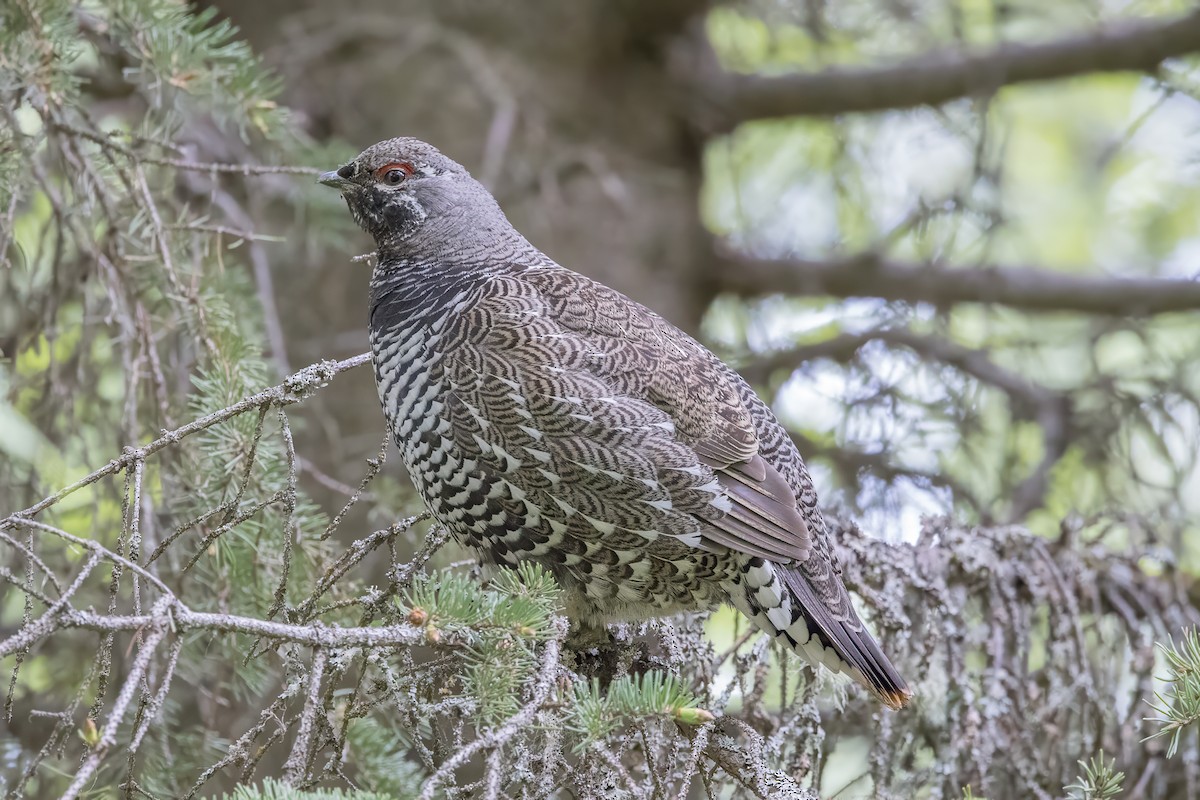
top-left (694, 436), bottom-right (756, 469)
top-left (698, 454), bottom-right (810, 564)
top-left (701, 505), bottom-right (799, 561)
top-left (526, 267), bottom-right (811, 565)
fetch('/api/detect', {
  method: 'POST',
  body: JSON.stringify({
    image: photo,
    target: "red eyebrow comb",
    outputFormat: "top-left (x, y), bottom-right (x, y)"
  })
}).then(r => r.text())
top-left (373, 162), bottom-right (415, 179)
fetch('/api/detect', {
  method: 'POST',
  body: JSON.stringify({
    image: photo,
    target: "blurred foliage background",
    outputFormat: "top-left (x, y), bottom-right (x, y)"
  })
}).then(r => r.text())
top-left (703, 4), bottom-right (1200, 548)
top-left (3, 0), bottom-right (1200, 798)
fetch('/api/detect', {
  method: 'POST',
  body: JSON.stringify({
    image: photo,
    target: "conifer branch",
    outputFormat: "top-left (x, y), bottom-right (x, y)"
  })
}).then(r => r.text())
top-left (1065, 752), bottom-right (1125, 800)
top-left (1145, 628), bottom-right (1200, 758)
top-left (416, 617), bottom-right (568, 800)
top-left (0, 354), bottom-right (370, 532)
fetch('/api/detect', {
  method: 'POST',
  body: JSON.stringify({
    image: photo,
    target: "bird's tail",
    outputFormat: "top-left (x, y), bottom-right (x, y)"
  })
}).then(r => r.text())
top-left (776, 566), bottom-right (911, 709)
top-left (733, 559), bottom-right (911, 709)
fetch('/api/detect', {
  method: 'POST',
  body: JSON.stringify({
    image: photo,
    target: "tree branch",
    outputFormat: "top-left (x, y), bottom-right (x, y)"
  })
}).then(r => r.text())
top-left (719, 252), bottom-right (1200, 316)
top-left (282, 648), bottom-right (328, 785)
top-left (60, 603), bottom-right (170, 800)
top-left (703, 8), bottom-right (1200, 124)
top-left (44, 607), bottom-right (431, 650)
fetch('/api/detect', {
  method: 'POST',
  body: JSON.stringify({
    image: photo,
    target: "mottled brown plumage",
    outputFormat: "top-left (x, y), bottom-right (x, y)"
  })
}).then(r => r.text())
top-left (320, 138), bottom-right (911, 708)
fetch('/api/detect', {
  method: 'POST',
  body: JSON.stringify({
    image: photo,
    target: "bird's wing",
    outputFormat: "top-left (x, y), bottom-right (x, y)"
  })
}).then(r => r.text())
top-left (509, 268), bottom-right (812, 565)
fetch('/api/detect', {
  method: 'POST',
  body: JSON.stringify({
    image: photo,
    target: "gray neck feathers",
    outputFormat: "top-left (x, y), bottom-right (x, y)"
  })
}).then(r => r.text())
top-left (376, 175), bottom-right (527, 266)
top-left (368, 174), bottom-right (541, 334)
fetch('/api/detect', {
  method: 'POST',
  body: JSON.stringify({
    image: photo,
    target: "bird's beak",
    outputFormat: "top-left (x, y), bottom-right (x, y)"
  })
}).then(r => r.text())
top-left (318, 170), bottom-right (355, 190)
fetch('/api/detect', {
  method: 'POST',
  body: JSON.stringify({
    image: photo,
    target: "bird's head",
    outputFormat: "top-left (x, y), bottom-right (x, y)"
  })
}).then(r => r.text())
top-left (319, 137), bottom-right (496, 255)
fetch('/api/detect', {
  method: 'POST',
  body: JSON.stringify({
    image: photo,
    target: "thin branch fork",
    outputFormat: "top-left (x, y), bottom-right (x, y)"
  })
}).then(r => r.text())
top-left (719, 252), bottom-right (1200, 316)
top-left (744, 326), bottom-right (1071, 520)
top-left (743, 327), bottom-right (1055, 406)
top-left (59, 599), bottom-right (173, 800)
top-left (704, 8), bottom-right (1200, 123)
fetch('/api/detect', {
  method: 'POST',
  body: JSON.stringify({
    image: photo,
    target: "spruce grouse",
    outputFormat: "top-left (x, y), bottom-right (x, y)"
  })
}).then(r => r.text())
top-left (319, 138), bottom-right (911, 709)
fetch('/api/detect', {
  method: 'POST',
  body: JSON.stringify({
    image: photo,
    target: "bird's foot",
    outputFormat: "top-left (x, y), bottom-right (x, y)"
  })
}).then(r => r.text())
top-left (565, 629), bottom-right (666, 686)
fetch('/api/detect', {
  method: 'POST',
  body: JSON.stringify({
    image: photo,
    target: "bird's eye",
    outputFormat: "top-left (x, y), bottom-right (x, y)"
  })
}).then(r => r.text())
top-left (374, 162), bottom-right (415, 185)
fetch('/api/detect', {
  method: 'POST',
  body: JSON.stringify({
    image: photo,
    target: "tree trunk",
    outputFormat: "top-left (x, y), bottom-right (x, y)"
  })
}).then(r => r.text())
top-left (210, 0), bottom-right (720, 516)
top-left (215, 0), bottom-right (717, 334)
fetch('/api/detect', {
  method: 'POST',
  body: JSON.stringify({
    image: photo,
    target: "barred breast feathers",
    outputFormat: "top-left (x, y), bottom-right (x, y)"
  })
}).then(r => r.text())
top-left (418, 264), bottom-right (811, 567)
top-left (368, 250), bottom-right (910, 709)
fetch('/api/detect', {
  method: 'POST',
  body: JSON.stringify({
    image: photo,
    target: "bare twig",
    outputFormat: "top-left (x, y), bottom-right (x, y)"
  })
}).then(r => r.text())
top-left (321, 435), bottom-right (390, 540)
top-left (293, 513), bottom-right (431, 622)
top-left (60, 598), bottom-right (171, 800)
top-left (592, 741), bottom-right (647, 799)
top-left (12, 518), bottom-right (170, 596)
top-left (677, 721), bottom-right (716, 800)
top-left (48, 606), bottom-right (431, 649)
top-left (282, 648), bottom-right (328, 785)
